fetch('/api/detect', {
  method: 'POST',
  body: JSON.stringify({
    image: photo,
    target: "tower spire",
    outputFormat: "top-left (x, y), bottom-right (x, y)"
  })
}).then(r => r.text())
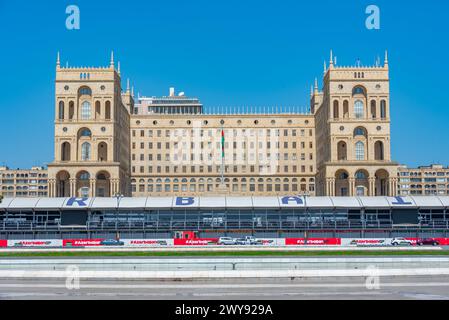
top-left (110, 51), bottom-right (115, 68)
top-left (118, 61), bottom-right (121, 74)
top-left (384, 50), bottom-right (389, 66)
top-left (314, 78), bottom-right (319, 93)
top-left (329, 50), bottom-right (334, 69)
top-left (323, 61), bottom-right (327, 74)
top-left (56, 51), bottom-right (60, 66)
top-left (126, 78), bottom-right (130, 93)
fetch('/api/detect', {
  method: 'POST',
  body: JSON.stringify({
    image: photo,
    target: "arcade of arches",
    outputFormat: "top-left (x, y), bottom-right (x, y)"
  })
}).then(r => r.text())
top-left (48, 170), bottom-right (120, 197)
top-left (327, 168), bottom-right (397, 197)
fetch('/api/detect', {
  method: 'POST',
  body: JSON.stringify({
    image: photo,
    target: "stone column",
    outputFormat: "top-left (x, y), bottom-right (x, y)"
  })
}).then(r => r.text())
top-left (326, 178), bottom-right (332, 196)
top-left (330, 178), bottom-right (336, 196)
top-left (69, 178), bottom-right (76, 197)
top-left (369, 178), bottom-right (376, 196)
top-left (388, 179), bottom-right (394, 197)
top-left (110, 179), bottom-right (116, 196)
top-left (90, 179), bottom-right (96, 197)
top-left (349, 178), bottom-right (355, 197)
top-left (48, 179), bottom-right (56, 197)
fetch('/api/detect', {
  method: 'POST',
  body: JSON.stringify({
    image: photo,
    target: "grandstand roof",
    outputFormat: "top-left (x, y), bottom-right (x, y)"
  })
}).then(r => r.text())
top-left (0, 196), bottom-right (449, 210)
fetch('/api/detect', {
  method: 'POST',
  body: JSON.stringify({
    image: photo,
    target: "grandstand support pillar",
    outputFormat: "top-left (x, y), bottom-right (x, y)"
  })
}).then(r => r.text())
top-left (369, 178), bottom-right (376, 197)
top-left (69, 179), bottom-right (76, 197)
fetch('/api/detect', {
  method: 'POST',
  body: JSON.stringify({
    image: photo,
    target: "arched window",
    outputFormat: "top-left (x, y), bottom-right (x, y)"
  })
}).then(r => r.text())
top-left (354, 100), bottom-right (364, 119)
top-left (81, 142), bottom-right (91, 161)
top-left (353, 86), bottom-right (366, 96)
top-left (79, 87), bottom-right (92, 96)
top-left (69, 101), bottom-right (75, 120)
top-left (79, 128), bottom-right (92, 137)
top-left (355, 171), bottom-right (367, 180)
top-left (370, 100), bottom-right (377, 119)
top-left (354, 127), bottom-right (367, 137)
top-left (61, 142), bottom-right (71, 161)
top-left (337, 141), bottom-right (347, 160)
top-left (333, 101), bottom-right (339, 119)
top-left (78, 172), bottom-right (90, 180)
top-left (375, 141), bottom-right (384, 160)
top-left (380, 100), bottom-right (387, 119)
top-left (95, 101), bottom-right (101, 119)
top-left (343, 100), bottom-right (349, 118)
top-left (355, 141), bottom-right (365, 161)
top-left (58, 101), bottom-right (65, 120)
top-left (81, 101), bottom-right (91, 120)
top-left (98, 142), bottom-right (108, 162)
top-left (105, 101), bottom-right (111, 120)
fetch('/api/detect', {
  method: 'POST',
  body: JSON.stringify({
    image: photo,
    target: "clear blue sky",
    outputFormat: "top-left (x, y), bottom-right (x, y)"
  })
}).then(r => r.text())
top-left (0, 0), bottom-right (448, 169)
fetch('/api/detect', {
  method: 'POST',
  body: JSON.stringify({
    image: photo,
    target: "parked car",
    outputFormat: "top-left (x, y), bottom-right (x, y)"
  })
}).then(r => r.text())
top-left (100, 239), bottom-right (125, 246)
top-left (234, 238), bottom-right (247, 245)
top-left (417, 238), bottom-right (440, 246)
top-left (390, 238), bottom-right (413, 246)
top-left (218, 237), bottom-right (236, 245)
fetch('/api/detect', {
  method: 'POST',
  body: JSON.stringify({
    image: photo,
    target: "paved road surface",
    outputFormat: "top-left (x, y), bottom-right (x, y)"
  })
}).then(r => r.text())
top-left (1, 277), bottom-right (449, 300)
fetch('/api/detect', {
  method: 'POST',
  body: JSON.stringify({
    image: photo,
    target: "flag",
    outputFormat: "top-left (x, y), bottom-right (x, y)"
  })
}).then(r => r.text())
top-left (221, 129), bottom-right (225, 159)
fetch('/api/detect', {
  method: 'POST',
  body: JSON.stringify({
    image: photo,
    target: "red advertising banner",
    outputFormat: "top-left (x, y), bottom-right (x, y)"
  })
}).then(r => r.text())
top-left (434, 238), bottom-right (449, 246)
top-left (285, 238), bottom-right (341, 246)
top-left (174, 238), bottom-right (219, 246)
top-left (0, 240), bottom-right (7, 248)
top-left (63, 239), bottom-right (104, 247)
top-left (407, 238), bottom-right (449, 246)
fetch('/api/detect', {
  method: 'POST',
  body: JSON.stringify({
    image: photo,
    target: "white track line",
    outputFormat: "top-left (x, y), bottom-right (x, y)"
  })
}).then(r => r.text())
top-left (1, 283), bottom-right (449, 289)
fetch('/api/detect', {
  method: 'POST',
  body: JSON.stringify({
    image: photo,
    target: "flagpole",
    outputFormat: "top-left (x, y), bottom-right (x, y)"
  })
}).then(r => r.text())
top-left (221, 122), bottom-right (225, 185)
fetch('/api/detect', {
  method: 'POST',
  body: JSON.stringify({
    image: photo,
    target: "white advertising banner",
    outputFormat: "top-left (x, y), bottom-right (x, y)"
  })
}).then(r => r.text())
top-left (7, 239), bottom-right (63, 247)
top-left (341, 238), bottom-right (392, 247)
top-left (257, 238), bottom-right (286, 246)
top-left (122, 239), bottom-right (174, 247)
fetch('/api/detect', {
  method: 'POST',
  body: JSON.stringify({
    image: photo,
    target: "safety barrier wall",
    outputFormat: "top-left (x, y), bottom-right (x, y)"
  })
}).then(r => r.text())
top-left (2, 238), bottom-right (449, 248)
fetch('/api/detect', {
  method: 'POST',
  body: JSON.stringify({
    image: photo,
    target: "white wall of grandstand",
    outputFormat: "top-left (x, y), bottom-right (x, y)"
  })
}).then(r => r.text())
top-left (0, 166), bottom-right (48, 198)
top-left (398, 165), bottom-right (449, 196)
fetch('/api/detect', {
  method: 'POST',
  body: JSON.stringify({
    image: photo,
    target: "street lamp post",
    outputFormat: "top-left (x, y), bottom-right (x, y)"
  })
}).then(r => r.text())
top-left (114, 193), bottom-right (124, 240)
top-left (300, 191), bottom-right (310, 245)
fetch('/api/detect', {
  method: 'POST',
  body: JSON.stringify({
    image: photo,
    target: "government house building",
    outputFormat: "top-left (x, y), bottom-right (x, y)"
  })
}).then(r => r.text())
top-left (46, 51), bottom-right (399, 198)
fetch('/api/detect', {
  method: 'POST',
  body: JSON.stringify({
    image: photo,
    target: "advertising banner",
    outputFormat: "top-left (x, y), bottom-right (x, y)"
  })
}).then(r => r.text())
top-left (285, 238), bottom-right (341, 246)
top-left (0, 240), bottom-right (7, 248)
top-left (7, 240), bottom-right (63, 247)
top-left (257, 239), bottom-right (286, 246)
top-left (174, 238), bottom-right (219, 246)
top-left (63, 239), bottom-right (104, 247)
top-left (122, 239), bottom-right (174, 247)
top-left (433, 238), bottom-right (449, 246)
top-left (341, 238), bottom-right (392, 247)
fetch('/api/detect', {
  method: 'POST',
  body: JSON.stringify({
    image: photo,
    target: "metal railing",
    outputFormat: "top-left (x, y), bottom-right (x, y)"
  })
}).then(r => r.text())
top-left (1, 220), bottom-right (449, 232)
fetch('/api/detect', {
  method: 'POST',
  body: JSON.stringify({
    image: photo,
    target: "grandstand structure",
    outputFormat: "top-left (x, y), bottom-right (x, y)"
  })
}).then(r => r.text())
top-left (0, 196), bottom-right (448, 239)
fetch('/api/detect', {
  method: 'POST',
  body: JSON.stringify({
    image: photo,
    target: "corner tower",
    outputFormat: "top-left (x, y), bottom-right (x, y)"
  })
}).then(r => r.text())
top-left (314, 51), bottom-right (399, 196)
top-left (48, 52), bottom-right (132, 198)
